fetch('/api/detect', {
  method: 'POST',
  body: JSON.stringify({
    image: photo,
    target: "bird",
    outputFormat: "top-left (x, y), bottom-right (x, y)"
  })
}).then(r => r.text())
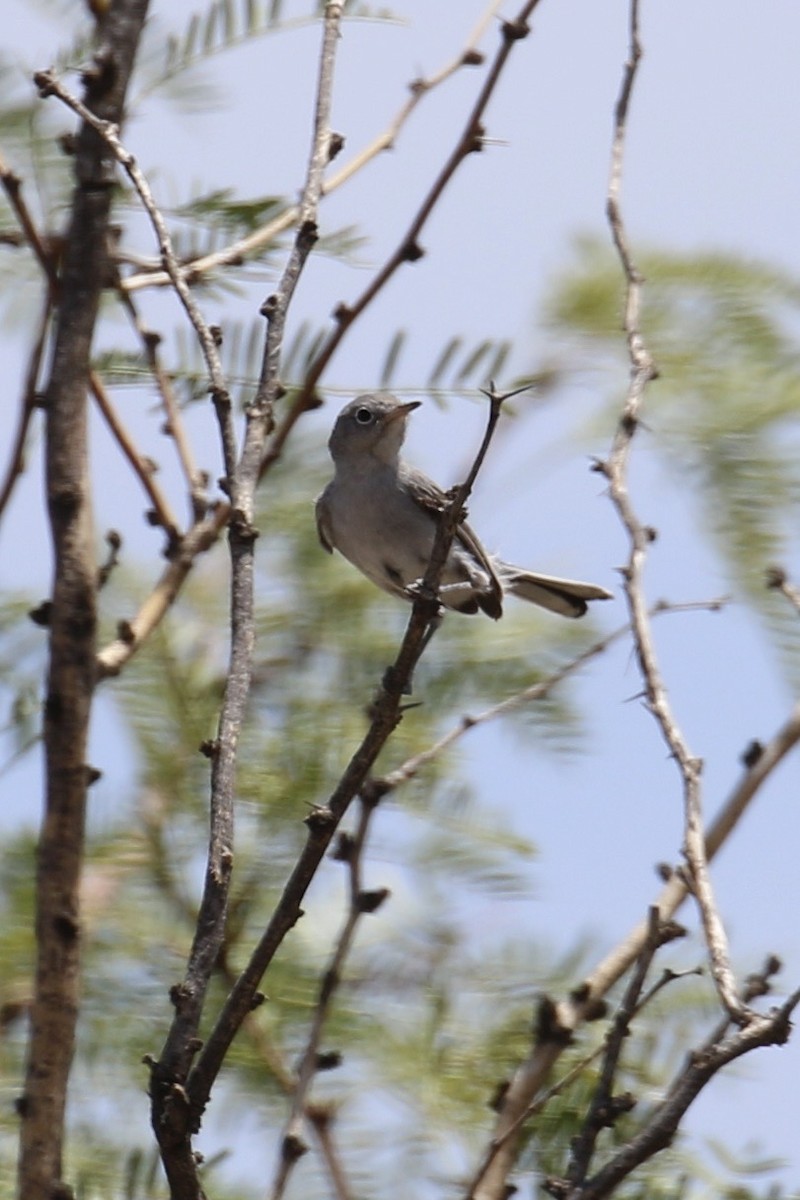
top-left (315, 393), bottom-right (612, 621)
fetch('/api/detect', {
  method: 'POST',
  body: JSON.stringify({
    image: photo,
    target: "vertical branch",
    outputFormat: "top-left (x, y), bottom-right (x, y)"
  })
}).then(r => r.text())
top-left (601, 0), bottom-right (746, 1024)
top-left (144, 7), bottom-right (344, 1196)
top-left (18, 4), bottom-right (151, 1199)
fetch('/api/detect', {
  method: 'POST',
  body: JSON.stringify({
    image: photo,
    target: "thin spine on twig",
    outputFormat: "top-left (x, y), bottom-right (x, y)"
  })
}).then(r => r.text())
top-left (766, 565), bottom-right (800, 617)
top-left (120, 1), bottom-right (505, 294)
top-left (601, 0), bottom-right (745, 1024)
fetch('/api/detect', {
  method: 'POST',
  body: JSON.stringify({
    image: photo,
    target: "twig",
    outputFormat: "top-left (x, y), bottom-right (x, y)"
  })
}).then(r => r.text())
top-left (96, 507), bottom-right (226, 678)
top-left (145, 8), bottom-right (346, 1192)
top-left (565, 909), bottom-right (661, 1192)
top-left (378, 599), bottom-right (727, 798)
top-left (0, 151), bottom-right (57, 523)
top-left (88, 369), bottom-right (181, 547)
top-left (120, 1), bottom-right (504, 293)
top-left (34, 67), bottom-right (238, 487)
top-left (522, 965), bottom-right (702, 1129)
top-left (270, 793), bottom-right (383, 1200)
top-left (600, 0), bottom-right (745, 1024)
top-left (258, 1), bottom-right (545, 481)
top-left (0, 292), bottom-right (50, 523)
top-left (467, 703), bottom-right (800, 1199)
top-left (117, 286), bottom-right (209, 522)
top-left (0, 145), bottom-right (192, 540)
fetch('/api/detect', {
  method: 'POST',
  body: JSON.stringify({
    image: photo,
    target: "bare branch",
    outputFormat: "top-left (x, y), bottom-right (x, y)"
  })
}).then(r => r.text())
top-left (600, 0), bottom-right (744, 1023)
top-left (574, 988), bottom-right (800, 1200)
top-left (564, 909), bottom-right (662, 1192)
top-left (0, 293), bottom-right (50, 523)
top-left (185, 384), bottom-right (511, 1130)
top-left (88, 369), bottom-right (181, 548)
top-left (117, 286), bottom-right (209, 522)
top-left (147, 8), bottom-right (346, 1193)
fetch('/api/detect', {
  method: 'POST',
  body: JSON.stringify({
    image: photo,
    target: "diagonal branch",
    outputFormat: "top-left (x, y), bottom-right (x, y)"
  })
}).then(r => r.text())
top-left (564, 908), bottom-right (663, 1192)
top-left (258, 0), bottom-right (545, 480)
top-left (575, 987), bottom-right (800, 1200)
top-left (377, 599), bottom-right (727, 799)
top-left (185, 384), bottom-right (513, 1130)
top-left (34, 66), bottom-right (237, 486)
top-left (467, 702), bottom-right (800, 1199)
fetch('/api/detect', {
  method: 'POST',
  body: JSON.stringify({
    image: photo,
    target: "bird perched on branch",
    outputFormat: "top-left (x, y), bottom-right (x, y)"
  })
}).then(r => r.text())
top-left (316, 393), bottom-right (612, 621)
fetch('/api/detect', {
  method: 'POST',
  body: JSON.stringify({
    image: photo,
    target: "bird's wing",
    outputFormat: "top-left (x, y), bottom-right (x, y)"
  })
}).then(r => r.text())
top-left (314, 489), bottom-right (335, 553)
top-left (401, 465), bottom-right (504, 613)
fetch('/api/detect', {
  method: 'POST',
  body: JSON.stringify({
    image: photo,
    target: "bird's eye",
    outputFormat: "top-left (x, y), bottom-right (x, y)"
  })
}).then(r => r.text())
top-left (355, 407), bottom-right (374, 425)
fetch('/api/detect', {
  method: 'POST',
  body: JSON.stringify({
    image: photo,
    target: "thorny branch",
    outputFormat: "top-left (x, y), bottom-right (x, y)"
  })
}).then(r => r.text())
top-left (468, 3), bottom-right (800, 1192)
top-left (467, 710), bottom-right (800, 1198)
top-left (0, 145), bottom-right (188, 539)
top-left (600, 0), bottom-right (744, 1023)
top-left (572, 986), bottom-right (800, 1200)
top-left (117, 286), bottom-right (209, 523)
top-left (184, 385), bottom-right (514, 1136)
top-left (144, 6), bottom-right (344, 1195)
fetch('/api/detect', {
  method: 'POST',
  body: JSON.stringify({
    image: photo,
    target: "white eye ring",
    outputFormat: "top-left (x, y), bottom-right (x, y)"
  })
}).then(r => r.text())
top-left (355, 407), bottom-right (374, 425)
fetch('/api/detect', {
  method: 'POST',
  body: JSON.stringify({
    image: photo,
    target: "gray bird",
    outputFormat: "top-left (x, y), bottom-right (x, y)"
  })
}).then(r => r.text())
top-left (315, 393), bottom-right (612, 621)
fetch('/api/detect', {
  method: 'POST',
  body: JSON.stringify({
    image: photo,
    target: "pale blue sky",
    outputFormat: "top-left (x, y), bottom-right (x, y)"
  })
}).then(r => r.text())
top-left (2, 1), bottom-right (800, 1195)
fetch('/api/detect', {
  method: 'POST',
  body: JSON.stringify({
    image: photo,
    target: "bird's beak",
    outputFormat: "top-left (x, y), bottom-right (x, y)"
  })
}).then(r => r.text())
top-left (386, 400), bottom-right (422, 423)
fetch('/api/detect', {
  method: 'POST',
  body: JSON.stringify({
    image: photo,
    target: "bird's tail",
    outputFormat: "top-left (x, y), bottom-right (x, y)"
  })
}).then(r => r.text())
top-left (497, 562), bottom-right (613, 618)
